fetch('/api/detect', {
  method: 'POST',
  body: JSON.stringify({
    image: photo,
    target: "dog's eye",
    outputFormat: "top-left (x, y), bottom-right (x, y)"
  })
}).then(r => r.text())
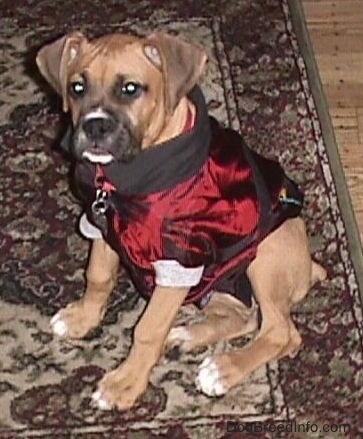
top-left (70, 80), bottom-right (86, 97)
top-left (121, 82), bottom-right (142, 98)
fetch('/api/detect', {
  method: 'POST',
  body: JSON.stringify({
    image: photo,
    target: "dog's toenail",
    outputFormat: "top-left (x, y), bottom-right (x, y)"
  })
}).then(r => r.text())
top-left (214, 381), bottom-right (225, 396)
top-left (50, 313), bottom-right (60, 325)
top-left (97, 398), bottom-right (110, 410)
top-left (199, 357), bottom-right (212, 369)
top-left (52, 319), bottom-right (68, 336)
top-left (92, 391), bottom-right (101, 401)
top-left (91, 391), bottom-right (111, 409)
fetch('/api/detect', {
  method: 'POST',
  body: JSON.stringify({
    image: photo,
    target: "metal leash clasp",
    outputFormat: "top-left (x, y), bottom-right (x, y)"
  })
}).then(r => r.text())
top-left (91, 165), bottom-right (116, 236)
top-left (92, 188), bottom-right (109, 215)
top-left (91, 188), bottom-right (109, 235)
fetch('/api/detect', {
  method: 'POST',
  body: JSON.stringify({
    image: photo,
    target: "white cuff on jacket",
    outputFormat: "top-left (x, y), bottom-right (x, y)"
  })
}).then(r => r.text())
top-left (152, 260), bottom-right (204, 288)
top-left (79, 213), bottom-right (103, 240)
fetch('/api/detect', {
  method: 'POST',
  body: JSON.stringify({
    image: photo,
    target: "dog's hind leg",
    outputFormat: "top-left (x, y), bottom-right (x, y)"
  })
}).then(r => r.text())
top-left (276, 260), bottom-right (326, 360)
top-left (195, 218), bottom-right (326, 397)
top-left (195, 295), bottom-right (292, 396)
top-left (166, 292), bottom-right (258, 353)
top-left (51, 239), bottom-right (119, 338)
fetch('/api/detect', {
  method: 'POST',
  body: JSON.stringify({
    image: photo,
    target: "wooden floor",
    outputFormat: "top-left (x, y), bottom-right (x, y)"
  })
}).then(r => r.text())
top-left (302, 0), bottom-right (363, 243)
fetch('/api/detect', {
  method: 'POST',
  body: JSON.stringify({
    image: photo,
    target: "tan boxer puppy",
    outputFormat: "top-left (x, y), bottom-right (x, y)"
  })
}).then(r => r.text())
top-left (36, 32), bottom-right (326, 411)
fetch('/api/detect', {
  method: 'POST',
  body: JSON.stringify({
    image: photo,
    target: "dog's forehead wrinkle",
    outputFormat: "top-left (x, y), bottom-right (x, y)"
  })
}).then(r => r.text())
top-left (73, 42), bottom-right (160, 91)
top-left (90, 35), bottom-right (140, 59)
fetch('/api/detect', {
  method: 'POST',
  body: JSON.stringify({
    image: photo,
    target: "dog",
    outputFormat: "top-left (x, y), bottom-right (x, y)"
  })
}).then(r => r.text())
top-left (36, 31), bottom-right (326, 411)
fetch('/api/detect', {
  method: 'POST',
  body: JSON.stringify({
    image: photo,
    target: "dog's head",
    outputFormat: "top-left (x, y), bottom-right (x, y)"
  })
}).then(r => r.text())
top-left (36, 32), bottom-right (207, 164)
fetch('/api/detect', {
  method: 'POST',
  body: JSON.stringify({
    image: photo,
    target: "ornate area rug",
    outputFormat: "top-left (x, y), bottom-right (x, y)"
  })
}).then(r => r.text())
top-left (0, 0), bottom-right (362, 437)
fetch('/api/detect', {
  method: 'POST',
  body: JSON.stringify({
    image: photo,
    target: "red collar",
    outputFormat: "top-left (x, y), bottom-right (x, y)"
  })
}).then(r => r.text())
top-left (95, 165), bottom-right (115, 192)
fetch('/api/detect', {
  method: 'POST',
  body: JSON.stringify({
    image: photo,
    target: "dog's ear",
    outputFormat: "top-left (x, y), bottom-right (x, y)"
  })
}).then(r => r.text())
top-left (36, 32), bottom-right (87, 112)
top-left (143, 32), bottom-right (207, 115)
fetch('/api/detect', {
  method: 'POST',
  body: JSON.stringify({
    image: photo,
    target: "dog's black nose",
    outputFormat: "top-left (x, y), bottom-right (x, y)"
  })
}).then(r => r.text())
top-left (82, 116), bottom-right (116, 141)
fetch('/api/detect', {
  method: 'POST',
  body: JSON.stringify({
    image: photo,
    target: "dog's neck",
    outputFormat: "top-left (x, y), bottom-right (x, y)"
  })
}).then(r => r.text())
top-left (142, 97), bottom-right (196, 148)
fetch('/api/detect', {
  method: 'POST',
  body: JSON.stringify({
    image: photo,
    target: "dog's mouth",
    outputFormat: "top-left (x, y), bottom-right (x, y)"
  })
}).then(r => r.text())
top-left (81, 147), bottom-right (115, 165)
top-left (70, 112), bottom-right (142, 165)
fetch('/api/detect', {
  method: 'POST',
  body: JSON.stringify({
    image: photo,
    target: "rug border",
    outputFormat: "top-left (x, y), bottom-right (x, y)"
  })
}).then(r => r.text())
top-left (288, 0), bottom-right (363, 301)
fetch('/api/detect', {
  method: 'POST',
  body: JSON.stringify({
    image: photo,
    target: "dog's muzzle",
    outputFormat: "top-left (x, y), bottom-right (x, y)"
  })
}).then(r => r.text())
top-left (83, 112), bottom-right (117, 142)
top-left (72, 109), bottom-right (141, 164)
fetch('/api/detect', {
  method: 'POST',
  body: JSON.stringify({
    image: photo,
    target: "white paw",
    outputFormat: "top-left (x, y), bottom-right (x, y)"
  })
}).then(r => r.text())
top-left (195, 357), bottom-right (226, 397)
top-left (91, 390), bottom-right (112, 410)
top-left (167, 326), bottom-right (192, 343)
top-left (50, 313), bottom-right (68, 337)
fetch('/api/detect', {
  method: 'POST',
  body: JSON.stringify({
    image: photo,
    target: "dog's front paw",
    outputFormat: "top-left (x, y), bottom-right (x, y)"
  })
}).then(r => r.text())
top-left (196, 353), bottom-right (249, 397)
top-left (91, 362), bottom-right (149, 411)
top-left (50, 300), bottom-right (104, 338)
top-left (195, 357), bottom-right (227, 396)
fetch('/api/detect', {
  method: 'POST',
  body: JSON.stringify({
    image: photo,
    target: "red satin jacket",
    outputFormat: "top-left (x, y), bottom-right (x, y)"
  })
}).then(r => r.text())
top-left (74, 87), bottom-right (303, 307)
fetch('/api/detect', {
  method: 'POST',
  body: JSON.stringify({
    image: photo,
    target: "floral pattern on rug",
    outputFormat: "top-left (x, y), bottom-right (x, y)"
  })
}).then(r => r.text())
top-left (0, 0), bottom-right (362, 437)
